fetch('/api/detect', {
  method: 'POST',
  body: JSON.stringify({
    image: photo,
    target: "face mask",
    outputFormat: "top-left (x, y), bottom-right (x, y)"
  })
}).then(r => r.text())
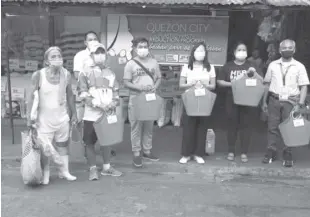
top-left (93, 54), bottom-right (106, 65)
top-left (87, 41), bottom-right (98, 50)
top-left (194, 51), bottom-right (205, 61)
top-left (235, 51), bottom-right (247, 61)
top-left (281, 50), bottom-right (294, 59)
top-left (137, 48), bottom-right (149, 58)
top-left (49, 59), bottom-right (63, 68)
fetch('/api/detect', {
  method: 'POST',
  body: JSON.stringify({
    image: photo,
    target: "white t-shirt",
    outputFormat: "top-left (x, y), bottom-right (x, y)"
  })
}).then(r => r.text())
top-left (73, 49), bottom-right (91, 73)
top-left (180, 64), bottom-right (216, 85)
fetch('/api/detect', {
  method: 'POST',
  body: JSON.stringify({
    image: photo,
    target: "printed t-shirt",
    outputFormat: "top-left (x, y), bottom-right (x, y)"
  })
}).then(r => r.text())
top-left (180, 64), bottom-right (216, 85)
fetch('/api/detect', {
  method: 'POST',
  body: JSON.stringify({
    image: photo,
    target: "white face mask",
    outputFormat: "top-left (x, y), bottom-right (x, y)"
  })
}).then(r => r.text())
top-left (194, 51), bottom-right (206, 61)
top-left (93, 54), bottom-right (106, 65)
top-left (235, 51), bottom-right (247, 61)
top-left (49, 59), bottom-right (63, 68)
top-left (137, 48), bottom-right (149, 58)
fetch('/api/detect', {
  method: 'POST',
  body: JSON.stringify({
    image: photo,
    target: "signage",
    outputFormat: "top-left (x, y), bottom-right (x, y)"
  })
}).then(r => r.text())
top-left (9, 59), bottom-right (20, 70)
top-left (11, 87), bottom-right (25, 99)
top-left (25, 60), bottom-right (38, 71)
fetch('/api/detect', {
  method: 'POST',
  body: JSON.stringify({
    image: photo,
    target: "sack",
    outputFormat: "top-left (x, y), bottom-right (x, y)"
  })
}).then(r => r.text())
top-left (171, 97), bottom-right (183, 127)
top-left (93, 107), bottom-right (124, 146)
top-left (157, 99), bottom-right (172, 128)
top-left (132, 93), bottom-right (164, 121)
top-left (20, 130), bottom-right (42, 185)
top-left (182, 88), bottom-right (216, 116)
top-left (232, 74), bottom-right (265, 107)
top-left (279, 111), bottom-right (310, 147)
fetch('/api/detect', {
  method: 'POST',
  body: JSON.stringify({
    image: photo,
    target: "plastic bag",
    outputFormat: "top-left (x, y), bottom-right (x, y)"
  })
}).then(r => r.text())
top-left (171, 97), bottom-right (183, 127)
top-left (20, 130), bottom-right (42, 185)
top-left (157, 99), bottom-right (172, 128)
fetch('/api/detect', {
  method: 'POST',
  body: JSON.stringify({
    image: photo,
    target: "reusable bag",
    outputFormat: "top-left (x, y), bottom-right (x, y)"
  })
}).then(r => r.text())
top-left (93, 107), bottom-right (124, 146)
top-left (132, 93), bottom-right (164, 121)
top-left (232, 74), bottom-right (265, 107)
top-left (20, 129), bottom-right (42, 185)
top-left (182, 87), bottom-right (217, 116)
top-left (279, 111), bottom-right (310, 147)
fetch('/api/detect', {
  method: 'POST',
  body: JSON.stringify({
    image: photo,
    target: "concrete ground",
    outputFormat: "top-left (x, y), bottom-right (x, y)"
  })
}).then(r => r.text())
top-left (1, 120), bottom-right (310, 217)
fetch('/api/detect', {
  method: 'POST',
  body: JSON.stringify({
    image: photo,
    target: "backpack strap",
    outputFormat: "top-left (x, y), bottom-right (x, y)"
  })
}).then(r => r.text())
top-left (132, 59), bottom-right (155, 82)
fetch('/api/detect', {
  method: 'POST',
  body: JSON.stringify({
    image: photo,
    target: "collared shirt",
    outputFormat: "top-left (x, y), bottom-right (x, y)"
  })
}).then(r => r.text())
top-left (264, 58), bottom-right (310, 96)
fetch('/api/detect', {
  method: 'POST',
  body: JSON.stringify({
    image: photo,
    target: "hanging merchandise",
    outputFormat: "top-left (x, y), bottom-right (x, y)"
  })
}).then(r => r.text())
top-left (257, 10), bottom-right (284, 43)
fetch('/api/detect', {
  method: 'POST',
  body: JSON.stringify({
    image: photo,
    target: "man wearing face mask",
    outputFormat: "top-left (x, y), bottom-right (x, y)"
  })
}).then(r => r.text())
top-left (262, 39), bottom-right (309, 167)
top-left (27, 47), bottom-right (78, 185)
top-left (78, 42), bottom-right (122, 180)
top-left (123, 37), bottom-right (162, 168)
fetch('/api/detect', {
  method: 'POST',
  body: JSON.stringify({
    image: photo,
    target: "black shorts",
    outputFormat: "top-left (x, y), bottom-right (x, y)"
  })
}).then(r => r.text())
top-left (83, 120), bottom-right (98, 145)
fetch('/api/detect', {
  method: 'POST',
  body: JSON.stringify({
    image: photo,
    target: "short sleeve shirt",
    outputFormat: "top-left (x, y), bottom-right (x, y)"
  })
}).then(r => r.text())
top-left (73, 49), bottom-right (90, 73)
top-left (180, 64), bottom-right (216, 85)
top-left (123, 57), bottom-right (161, 95)
top-left (264, 58), bottom-right (310, 96)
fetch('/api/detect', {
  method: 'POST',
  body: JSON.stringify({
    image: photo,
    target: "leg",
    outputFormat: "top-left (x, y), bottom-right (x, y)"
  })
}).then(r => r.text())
top-left (226, 99), bottom-right (239, 158)
top-left (83, 120), bottom-right (99, 180)
top-left (181, 113), bottom-right (198, 157)
top-left (281, 102), bottom-right (294, 166)
top-left (195, 117), bottom-right (209, 157)
top-left (239, 106), bottom-right (255, 155)
top-left (100, 145), bottom-right (122, 177)
top-left (55, 121), bottom-right (76, 181)
top-left (141, 120), bottom-right (159, 161)
top-left (263, 97), bottom-right (281, 163)
top-left (41, 151), bottom-right (50, 185)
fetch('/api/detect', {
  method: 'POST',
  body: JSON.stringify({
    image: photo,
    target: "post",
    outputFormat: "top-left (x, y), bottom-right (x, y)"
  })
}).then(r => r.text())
top-left (4, 16), bottom-right (15, 144)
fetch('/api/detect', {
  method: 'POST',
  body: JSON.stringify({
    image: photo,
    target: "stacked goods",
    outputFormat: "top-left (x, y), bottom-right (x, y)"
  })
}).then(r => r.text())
top-left (23, 35), bottom-right (45, 63)
top-left (58, 32), bottom-right (85, 71)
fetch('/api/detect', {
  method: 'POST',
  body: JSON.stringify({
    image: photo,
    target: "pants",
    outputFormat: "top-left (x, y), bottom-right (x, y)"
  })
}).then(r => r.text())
top-left (226, 97), bottom-right (256, 154)
top-left (37, 121), bottom-right (70, 156)
top-left (83, 120), bottom-right (111, 167)
top-left (128, 96), bottom-right (153, 153)
top-left (267, 96), bottom-right (293, 153)
top-left (181, 113), bottom-right (208, 157)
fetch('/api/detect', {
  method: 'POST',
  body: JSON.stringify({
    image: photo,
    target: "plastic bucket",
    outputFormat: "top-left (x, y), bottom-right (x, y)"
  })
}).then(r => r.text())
top-left (232, 75), bottom-right (265, 107)
top-left (182, 88), bottom-right (217, 116)
top-left (132, 93), bottom-right (164, 121)
top-left (279, 111), bottom-right (310, 147)
top-left (93, 107), bottom-right (124, 146)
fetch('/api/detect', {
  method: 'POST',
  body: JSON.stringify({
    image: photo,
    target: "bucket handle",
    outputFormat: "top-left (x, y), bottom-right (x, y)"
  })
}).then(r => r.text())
top-left (290, 110), bottom-right (303, 120)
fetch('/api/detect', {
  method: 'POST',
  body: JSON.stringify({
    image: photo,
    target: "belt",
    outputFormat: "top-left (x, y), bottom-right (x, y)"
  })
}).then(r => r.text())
top-left (269, 92), bottom-right (299, 104)
top-left (269, 92), bottom-right (280, 100)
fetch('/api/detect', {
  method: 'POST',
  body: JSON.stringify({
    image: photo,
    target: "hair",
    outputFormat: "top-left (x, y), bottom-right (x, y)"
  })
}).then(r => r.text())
top-left (94, 47), bottom-right (106, 54)
top-left (44, 46), bottom-right (62, 66)
top-left (232, 41), bottom-right (247, 53)
top-left (132, 37), bottom-right (149, 48)
top-left (84, 31), bottom-right (98, 41)
top-left (188, 42), bottom-right (211, 71)
top-left (279, 39), bottom-right (296, 49)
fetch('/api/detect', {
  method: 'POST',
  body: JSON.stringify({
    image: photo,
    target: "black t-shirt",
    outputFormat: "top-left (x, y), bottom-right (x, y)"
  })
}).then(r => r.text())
top-left (218, 60), bottom-right (256, 97)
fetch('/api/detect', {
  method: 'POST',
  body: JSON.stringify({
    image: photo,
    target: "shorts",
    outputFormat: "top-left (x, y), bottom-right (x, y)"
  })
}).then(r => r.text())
top-left (83, 120), bottom-right (97, 145)
top-left (76, 102), bottom-right (85, 123)
top-left (37, 121), bottom-right (70, 147)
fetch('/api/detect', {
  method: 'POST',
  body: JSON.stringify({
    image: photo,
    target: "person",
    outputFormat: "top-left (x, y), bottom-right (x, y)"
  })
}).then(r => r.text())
top-left (123, 37), bottom-right (162, 168)
top-left (248, 48), bottom-right (264, 76)
top-left (178, 42), bottom-right (216, 164)
top-left (261, 39), bottom-right (309, 167)
top-left (26, 46), bottom-right (78, 185)
top-left (78, 42), bottom-right (122, 180)
top-left (217, 42), bottom-right (263, 163)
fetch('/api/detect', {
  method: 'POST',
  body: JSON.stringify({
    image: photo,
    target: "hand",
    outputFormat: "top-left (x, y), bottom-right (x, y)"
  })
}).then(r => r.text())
top-left (70, 114), bottom-right (78, 126)
top-left (247, 67), bottom-right (256, 77)
top-left (262, 102), bottom-right (268, 113)
top-left (27, 119), bottom-right (35, 130)
top-left (84, 97), bottom-right (93, 107)
top-left (194, 80), bottom-right (204, 89)
top-left (293, 104), bottom-right (302, 113)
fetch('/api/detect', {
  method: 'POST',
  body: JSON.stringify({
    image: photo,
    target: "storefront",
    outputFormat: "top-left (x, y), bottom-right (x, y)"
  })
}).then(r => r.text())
top-left (1, 0), bottom-right (310, 143)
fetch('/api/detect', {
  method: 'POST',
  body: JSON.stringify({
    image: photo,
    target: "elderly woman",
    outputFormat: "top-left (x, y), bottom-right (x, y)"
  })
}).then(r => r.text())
top-left (27, 46), bottom-right (78, 185)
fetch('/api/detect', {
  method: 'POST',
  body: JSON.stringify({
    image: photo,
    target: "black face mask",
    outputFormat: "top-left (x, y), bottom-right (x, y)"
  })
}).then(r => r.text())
top-left (281, 50), bottom-right (294, 59)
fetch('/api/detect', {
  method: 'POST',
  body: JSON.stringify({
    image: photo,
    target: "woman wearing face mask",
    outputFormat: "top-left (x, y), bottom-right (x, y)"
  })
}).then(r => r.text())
top-left (26, 46), bottom-right (78, 185)
top-left (179, 42), bottom-right (216, 164)
top-left (217, 42), bottom-right (263, 163)
top-left (78, 42), bottom-right (123, 180)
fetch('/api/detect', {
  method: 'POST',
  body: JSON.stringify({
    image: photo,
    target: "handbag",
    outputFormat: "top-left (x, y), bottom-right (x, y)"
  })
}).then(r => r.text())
top-left (279, 110), bottom-right (310, 147)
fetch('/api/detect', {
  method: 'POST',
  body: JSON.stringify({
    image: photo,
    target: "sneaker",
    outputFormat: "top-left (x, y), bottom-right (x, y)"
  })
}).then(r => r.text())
top-left (179, 156), bottom-right (190, 164)
top-left (89, 167), bottom-right (99, 181)
top-left (262, 149), bottom-right (277, 164)
top-left (133, 155), bottom-right (143, 168)
top-left (142, 152), bottom-right (159, 162)
top-left (283, 151), bottom-right (293, 168)
top-left (194, 156), bottom-right (205, 164)
top-left (227, 153), bottom-right (235, 161)
top-left (241, 154), bottom-right (248, 163)
top-left (101, 167), bottom-right (122, 177)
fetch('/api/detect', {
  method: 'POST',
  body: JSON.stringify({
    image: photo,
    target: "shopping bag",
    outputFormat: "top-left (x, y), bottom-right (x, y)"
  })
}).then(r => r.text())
top-left (93, 107), bottom-right (124, 146)
top-left (232, 74), bottom-right (265, 107)
top-left (182, 87), bottom-right (216, 116)
top-left (132, 93), bottom-right (164, 121)
top-left (20, 129), bottom-right (42, 185)
top-left (279, 111), bottom-right (310, 147)
top-left (157, 99), bottom-right (172, 128)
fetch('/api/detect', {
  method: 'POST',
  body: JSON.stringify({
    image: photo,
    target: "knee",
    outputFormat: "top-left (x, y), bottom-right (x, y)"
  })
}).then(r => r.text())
top-left (55, 141), bottom-right (69, 156)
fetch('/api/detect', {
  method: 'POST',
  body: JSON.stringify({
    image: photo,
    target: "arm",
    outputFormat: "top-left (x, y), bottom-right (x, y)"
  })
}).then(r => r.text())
top-left (297, 64), bottom-right (310, 105)
top-left (111, 79), bottom-right (120, 107)
top-left (26, 71), bottom-right (40, 127)
top-left (202, 65), bottom-right (216, 90)
top-left (153, 62), bottom-right (162, 90)
top-left (299, 85), bottom-right (308, 105)
top-left (77, 71), bottom-right (93, 107)
top-left (179, 64), bottom-right (193, 90)
top-left (66, 73), bottom-right (77, 123)
top-left (262, 63), bottom-right (273, 111)
top-left (217, 64), bottom-right (231, 87)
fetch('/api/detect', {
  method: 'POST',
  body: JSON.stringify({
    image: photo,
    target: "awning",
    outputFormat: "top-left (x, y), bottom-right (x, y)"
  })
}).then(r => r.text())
top-left (1, 0), bottom-right (264, 5)
top-left (266, 0), bottom-right (310, 6)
